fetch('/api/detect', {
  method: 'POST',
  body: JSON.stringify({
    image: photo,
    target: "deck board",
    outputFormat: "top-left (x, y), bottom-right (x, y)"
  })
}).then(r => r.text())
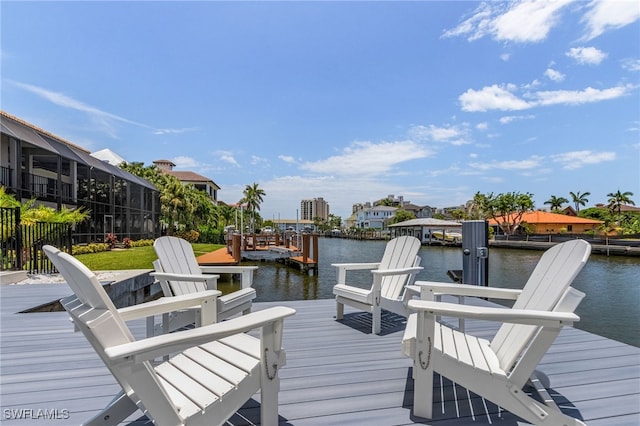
top-left (1, 283), bottom-right (638, 425)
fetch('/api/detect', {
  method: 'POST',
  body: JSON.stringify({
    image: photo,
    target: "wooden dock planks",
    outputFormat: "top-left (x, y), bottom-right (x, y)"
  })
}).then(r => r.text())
top-left (1, 284), bottom-right (638, 425)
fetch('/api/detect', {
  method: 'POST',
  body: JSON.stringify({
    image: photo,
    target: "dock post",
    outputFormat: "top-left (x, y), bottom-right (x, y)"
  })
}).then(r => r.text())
top-left (232, 233), bottom-right (241, 263)
top-left (462, 220), bottom-right (489, 286)
top-left (312, 233), bottom-right (318, 264)
top-left (302, 234), bottom-right (310, 263)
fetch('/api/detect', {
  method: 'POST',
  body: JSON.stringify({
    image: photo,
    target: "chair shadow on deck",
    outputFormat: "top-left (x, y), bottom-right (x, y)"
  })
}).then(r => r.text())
top-left (126, 398), bottom-right (292, 425)
top-left (337, 310), bottom-right (408, 335)
top-left (402, 368), bottom-right (586, 425)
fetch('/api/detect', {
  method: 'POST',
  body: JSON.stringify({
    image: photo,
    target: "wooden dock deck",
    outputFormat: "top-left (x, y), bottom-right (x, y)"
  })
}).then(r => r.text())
top-left (1, 283), bottom-right (638, 425)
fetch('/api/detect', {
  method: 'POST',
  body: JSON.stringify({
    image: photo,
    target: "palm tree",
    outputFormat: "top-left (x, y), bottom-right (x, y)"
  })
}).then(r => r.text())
top-left (218, 204), bottom-right (237, 228)
top-left (544, 195), bottom-right (569, 212)
top-left (240, 183), bottom-right (266, 232)
top-left (607, 190), bottom-right (635, 218)
top-left (569, 191), bottom-right (590, 214)
top-left (160, 175), bottom-right (191, 235)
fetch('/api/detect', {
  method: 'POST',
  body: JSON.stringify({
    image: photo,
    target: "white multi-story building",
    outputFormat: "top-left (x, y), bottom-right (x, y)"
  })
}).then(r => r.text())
top-left (300, 197), bottom-right (330, 221)
top-left (355, 205), bottom-right (397, 229)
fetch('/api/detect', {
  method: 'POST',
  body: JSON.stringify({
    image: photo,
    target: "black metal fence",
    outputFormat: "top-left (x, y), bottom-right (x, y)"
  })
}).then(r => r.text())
top-left (1, 207), bottom-right (72, 273)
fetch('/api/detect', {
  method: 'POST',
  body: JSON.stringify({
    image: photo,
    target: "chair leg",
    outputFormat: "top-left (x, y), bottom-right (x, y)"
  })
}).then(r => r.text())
top-left (412, 362), bottom-right (434, 419)
top-left (372, 304), bottom-right (381, 334)
top-left (336, 300), bottom-right (344, 320)
top-left (83, 390), bottom-right (138, 426)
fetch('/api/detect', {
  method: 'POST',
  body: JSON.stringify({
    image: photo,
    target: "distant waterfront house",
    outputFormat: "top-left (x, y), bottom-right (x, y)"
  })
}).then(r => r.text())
top-left (355, 205), bottom-right (397, 229)
top-left (0, 111), bottom-right (160, 243)
top-left (488, 210), bottom-right (603, 235)
top-left (153, 159), bottom-right (219, 203)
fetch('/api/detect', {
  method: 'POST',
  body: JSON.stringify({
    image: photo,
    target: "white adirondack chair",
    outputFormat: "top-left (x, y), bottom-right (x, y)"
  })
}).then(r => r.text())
top-left (333, 235), bottom-right (423, 334)
top-left (152, 236), bottom-right (257, 329)
top-left (43, 245), bottom-right (295, 426)
top-left (402, 239), bottom-right (591, 425)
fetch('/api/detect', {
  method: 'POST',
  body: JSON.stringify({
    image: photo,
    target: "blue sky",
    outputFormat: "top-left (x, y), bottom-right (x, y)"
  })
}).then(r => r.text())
top-left (2, 1), bottom-right (639, 220)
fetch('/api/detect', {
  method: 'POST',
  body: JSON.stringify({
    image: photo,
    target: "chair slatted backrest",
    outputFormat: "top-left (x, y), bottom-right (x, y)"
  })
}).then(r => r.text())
top-left (154, 236), bottom-right (210, 295)
top-left (490, 239), bottom-right (591, 371)
top-left (379, 236), bottom-right (422, 300)
top-left (43, 245), bottom-right (181, 424)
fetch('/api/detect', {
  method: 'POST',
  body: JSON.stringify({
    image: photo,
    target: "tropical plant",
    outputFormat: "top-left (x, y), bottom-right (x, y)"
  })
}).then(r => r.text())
top-left (328, 214), bottom-right (342, 229)
top-left (544, 195), bottom-right (569, 212)
top-left (468, 192), bottom-right (490, 219)
top-left (606, 190), bottom-right (635, 218)
top-left (569, 191), bottom-right (590, 213)
top-left (389, 209), bottom-right (416, 225)
top-left (217, 203), bottom-right (237, 229)
top-left (0, 186), bottom-right (20, 208)
top-left (479, 191), bottom-right (535, 235)
top-left (120, 162), bottom-right (219, 237)
top-left (240, 182), bottom-right (265, 232)
top-left (1, 187), bottom-right (89, 226)
top-left (159, 174), bottom-right (192, 235)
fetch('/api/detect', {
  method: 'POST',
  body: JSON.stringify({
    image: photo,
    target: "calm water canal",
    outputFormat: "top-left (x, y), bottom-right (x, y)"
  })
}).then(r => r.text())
top-left (229, 238), bottom-right (639, 347)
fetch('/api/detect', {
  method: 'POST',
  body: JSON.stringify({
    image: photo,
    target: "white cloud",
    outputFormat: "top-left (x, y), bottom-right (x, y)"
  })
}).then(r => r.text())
top-left (459, 84), bottom-right (531, 112)
top-left (443, 0), bottom-right (639, 44)
top-left (469, 155), bottom-right (544, 171)
top-left (443, 0), bottom-right (573, 43)
top-left (8, 80), bottom-right (148, 138)
top-left (441, 2), bottom-right (497, 41)
top-left (476, 122), bottom-right (489, 131)
top-left (214, 150), bottom-right (239, 166)
top-left (409, 124), bottom-right (472, 145)
top-left (491, 0), bottom-right (572, 42)
top-left (460, 83), bottom-right (632, 112)
top-left (300, 140), bottom-right (432, 176)
top-left (544, 68), bottom-right (565, 82)
top-left (551, 150), bottom-right (616, 169)
top-left (622, 58), bottom-right (640, 72)
top-left (251, 155), bottom-right (270, 166)
top-left (531, 85), bottom-right (631, 106)
top-left (566, 46), bottom-right (607, 65)
top-left (278, 155), bottom-right (296, 164)
top-left (581, 0), bottom-right (640, 41)
top-left (499, 114), bottom-right (535, 124)
top-left (172, 156), bottom-right (200, 168)
top-left (153, 127), bottom-right (197, 135)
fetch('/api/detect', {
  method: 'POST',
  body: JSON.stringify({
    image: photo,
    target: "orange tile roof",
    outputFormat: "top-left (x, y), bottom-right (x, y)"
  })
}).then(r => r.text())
top-left (488, 210), bottom-right (603, 225)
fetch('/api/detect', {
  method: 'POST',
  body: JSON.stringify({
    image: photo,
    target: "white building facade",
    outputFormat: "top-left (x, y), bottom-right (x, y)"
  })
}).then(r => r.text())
top-left (355, 205), bottom-right (397, 229)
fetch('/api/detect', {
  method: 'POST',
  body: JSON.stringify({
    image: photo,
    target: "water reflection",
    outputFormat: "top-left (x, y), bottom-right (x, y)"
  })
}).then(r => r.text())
top-left (219, 237), bottom-right (639, 347)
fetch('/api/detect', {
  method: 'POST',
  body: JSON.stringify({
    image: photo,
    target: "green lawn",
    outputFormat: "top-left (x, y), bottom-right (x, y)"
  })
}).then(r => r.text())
top-left (75, 243), bottom-right (224, 270)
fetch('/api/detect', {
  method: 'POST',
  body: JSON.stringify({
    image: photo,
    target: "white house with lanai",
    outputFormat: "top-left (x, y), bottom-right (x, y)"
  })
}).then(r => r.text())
top-left (355, 205), bottom-right (397, 229)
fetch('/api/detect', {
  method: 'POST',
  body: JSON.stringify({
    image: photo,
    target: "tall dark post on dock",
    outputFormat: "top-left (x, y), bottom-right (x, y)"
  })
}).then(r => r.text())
top-left (462, 220), bottom-right (489, 286)
top-left (302, 234), bottom-right (310, 263)
top-left (232, 233), bottom-right (241, 263)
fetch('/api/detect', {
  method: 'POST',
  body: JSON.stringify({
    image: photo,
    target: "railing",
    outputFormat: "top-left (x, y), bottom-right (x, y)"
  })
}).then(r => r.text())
top-left (0, 206), bottom-right (72, 273)
top-left (20, 171), bottom-right (74, 204)
top-left (1, 166), bottom-right (12, 188)
top-left (1, 207), bottom-right (21, 271)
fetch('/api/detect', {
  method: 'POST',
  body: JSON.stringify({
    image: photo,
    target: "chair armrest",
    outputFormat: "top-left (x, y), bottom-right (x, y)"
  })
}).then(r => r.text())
top-left (407, 299), bottom-right (579, 327)
top-left (332, 262), bottom-right (381, 285)
top-left (415, 281), bottom-right (522, 300)
top-left (105, 306), bottom-right (296, 363)
top-left (371, 266), bottom-right (424, 277)
top-left (150, 272), bottom-right (220, 282)
top-left (332, 262), bottom-right (381, 271)
top-left (117, 290), bottom-right (221, 321)
top-left (199, 265), bottom-right (258, 289)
